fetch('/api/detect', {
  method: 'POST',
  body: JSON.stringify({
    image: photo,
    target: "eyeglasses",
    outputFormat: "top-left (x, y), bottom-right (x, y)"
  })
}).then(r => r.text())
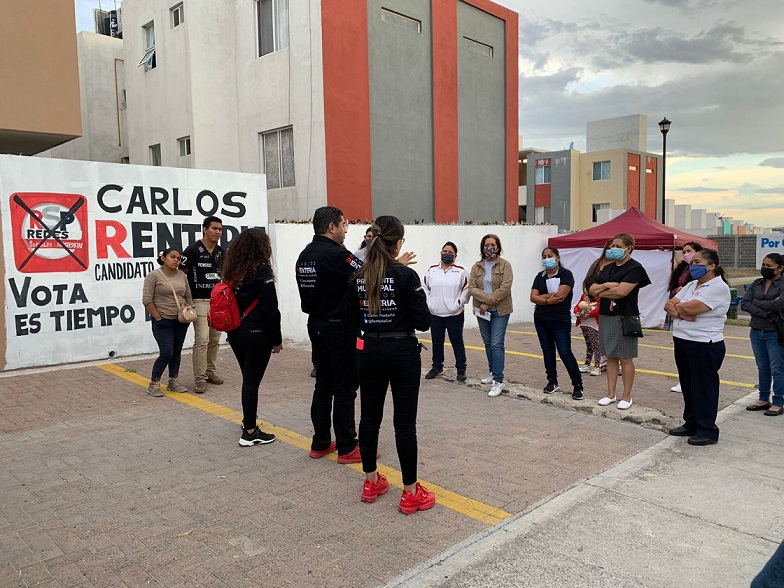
top-left (401, 238), bottom-right (406, 244)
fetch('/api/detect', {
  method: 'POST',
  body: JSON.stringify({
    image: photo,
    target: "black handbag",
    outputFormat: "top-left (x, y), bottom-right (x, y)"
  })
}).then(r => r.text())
top-left (621, 315), bottom-right (644, 338)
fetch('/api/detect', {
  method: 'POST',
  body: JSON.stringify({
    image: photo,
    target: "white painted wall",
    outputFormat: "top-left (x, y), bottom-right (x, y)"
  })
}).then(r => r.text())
top-left (268, 223), bottom-right (558, 343)
top-left (586, 114), bottom-right (647, 152)
top-left (38, 32), bottom-right (126, 164)
top-left (691, 208), bottom-right (707, 229)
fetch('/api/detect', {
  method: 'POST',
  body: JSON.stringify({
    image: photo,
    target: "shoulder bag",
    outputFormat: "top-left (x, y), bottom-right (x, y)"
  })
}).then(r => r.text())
top-left (158, 269), bottom-right (198, 323)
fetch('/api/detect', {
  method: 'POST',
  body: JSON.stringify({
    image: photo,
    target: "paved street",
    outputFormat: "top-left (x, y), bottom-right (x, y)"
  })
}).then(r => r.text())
top-left (0, 324), bottom-right (770, 587)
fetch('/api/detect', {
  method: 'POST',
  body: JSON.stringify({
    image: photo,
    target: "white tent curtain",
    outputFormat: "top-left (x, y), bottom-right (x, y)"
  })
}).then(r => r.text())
top-left (558, 248), bottom-right (672, 328)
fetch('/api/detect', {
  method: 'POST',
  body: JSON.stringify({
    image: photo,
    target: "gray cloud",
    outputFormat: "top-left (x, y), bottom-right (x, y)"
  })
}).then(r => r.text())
top-left (678, 187), bottom-right (731, 192)
top-left (759, 158), bottom-right (784, 168)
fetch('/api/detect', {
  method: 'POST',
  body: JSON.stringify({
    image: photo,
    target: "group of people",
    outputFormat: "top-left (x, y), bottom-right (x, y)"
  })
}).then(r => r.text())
top-left (142, 212), bottom-right (775, 520)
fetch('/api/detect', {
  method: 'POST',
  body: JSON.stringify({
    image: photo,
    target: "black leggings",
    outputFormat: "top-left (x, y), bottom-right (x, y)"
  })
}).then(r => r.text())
top-left (227, 328), bottom-right (274, 429)
top-left (358, 337), bottom-right (421, 485)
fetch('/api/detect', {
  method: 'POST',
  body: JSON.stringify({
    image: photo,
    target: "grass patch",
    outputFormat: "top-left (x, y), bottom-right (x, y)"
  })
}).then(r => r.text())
top-left (725, 318), bottom-right (750, 327)
top-left (124, 368), bottom-right (137, 374)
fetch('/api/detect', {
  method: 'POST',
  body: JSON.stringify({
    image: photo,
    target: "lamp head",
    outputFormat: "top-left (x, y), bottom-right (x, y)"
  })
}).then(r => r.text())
top-left (659, 117), bottom-right (672, 135)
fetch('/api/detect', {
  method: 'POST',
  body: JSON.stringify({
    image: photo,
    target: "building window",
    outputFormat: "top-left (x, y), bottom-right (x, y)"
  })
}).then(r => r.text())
top-left (261, 127), bottom-right (295, 189)
top-left (138, 21), bottom-right (156, 70)
top-left (593, 160), bottom-right (611, 181)
top-left (464, 37), bottom-right (493, 58)
top-left (645, 168), bottom-right (653, 174)
top-left (150, 144), bottom-right (162, 166)
top-left (177, 136), bottom-right (191, 157)
top-left (592, 203), bottom-right (610, 223)
top-left (381, 8), bottom-right (421, 33)
top-left (628, 165), bottom-right (638, 171)
top-left (256, 0), bottom-right (289, 57)
top-left (535, 159), bottom-right (551, 185)
top-left (535, 206), bottom-right (551, 224)
top-left (170, 3), bottom-right (184, 28)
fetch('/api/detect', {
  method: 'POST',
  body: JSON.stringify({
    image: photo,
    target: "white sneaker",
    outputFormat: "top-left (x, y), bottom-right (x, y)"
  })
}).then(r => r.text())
top-left (590, 367), bottom-right (602, 376)
top-left (480, 374), bottom-right (494, 385)
top-left (598, 396), bottom-right (617, 406)
top-left (488, 381), bottom-right (505, 397)
top-left (618, 399), bottom-right (633, 410)
top-left (579, 364), bottom-right (591, 373)
top-left (671, 383), bottom-right (682, 393)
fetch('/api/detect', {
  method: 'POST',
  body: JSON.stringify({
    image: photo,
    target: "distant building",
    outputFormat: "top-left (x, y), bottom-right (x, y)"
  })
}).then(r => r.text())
top-left (524, 115), bottom-right (661, 231)
top-left (117, 0), bottom-right (518, 222)
top-left (38, 32), bottom-right (128, 164)
top-left (0, 0), bottom-right (81, 155)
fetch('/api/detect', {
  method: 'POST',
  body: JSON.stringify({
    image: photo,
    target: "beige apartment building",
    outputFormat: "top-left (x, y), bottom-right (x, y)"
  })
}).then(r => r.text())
top-left (0, 0), bottom-right (82, 155)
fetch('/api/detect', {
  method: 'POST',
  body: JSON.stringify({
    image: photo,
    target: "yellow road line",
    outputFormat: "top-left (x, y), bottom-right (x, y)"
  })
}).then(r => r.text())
top-left (421, 339), bottom-right (757, 389)
top-left (507, 330), bottom-right (754, 359)
top-left (98, 363), bottom-right (511, 526)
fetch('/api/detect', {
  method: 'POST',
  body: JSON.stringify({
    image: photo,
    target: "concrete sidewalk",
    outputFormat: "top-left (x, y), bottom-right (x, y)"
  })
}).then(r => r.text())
top-left (389, 391), bottom-right (783, 588)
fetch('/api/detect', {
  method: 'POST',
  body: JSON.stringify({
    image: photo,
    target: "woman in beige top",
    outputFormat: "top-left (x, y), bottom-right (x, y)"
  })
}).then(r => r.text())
top-left (142, 248), bottom-right (194, 397)
top-left (468, 234), bottom-right (514, 398)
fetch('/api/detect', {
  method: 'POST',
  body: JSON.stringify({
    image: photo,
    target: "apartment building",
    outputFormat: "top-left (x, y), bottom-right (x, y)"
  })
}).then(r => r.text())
top-left (0, 0), bottom-right (81, 155)
top-left (525, 115), bottom-right (662, 231)
top-left (121, 0), bottom-right (519, 222)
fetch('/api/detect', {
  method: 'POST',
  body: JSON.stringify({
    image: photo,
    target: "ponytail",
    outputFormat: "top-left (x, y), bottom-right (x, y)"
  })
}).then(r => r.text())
top-left (358, 216), bottom-right (405, 315)
top-left (697, 249), bottom-right (728, 284)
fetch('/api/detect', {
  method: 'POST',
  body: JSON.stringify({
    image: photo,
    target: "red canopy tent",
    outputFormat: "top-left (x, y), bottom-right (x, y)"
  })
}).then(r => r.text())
top-left (548, 207), bottom-right (717, 250)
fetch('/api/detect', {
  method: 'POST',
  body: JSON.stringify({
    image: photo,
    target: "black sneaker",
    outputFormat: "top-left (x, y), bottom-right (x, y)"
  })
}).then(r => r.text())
top-left (239, 428), bottom-right (275, 447)
top-left (571, 385), bottom-right (584, 400)
top-left (425, 368), bottom-right (443, 380)
top-left (456, 372), bottom-right (467, 382)
top-left (543, 381), bottom-right (559, 394)
top-left (310, 365), bottom-right (317, 378)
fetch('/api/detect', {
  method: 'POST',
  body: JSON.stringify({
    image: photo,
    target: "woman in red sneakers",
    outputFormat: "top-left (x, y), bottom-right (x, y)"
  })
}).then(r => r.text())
top-left (350, 216), bottom-right (435, 514)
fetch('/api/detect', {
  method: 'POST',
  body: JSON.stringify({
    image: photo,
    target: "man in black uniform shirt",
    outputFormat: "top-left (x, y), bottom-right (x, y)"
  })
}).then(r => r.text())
top-left (296, 206), bottom-right (365, 463)
top-left (181, 216), bottom-right (224, 394)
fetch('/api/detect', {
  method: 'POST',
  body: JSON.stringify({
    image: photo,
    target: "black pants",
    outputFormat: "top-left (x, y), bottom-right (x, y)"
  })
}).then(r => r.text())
top-left (673, 336), bottom-right (725, 441)
top-left (358, 337), bottom-right (421, 485)
top-left (308, 320), bottom-right (358, 455)
top-left (227, 328), bottom-right (274, 430)
top-left (151, 318), bottom-right (189, 380)
top-left (534, 316), bottom-right (582, 387)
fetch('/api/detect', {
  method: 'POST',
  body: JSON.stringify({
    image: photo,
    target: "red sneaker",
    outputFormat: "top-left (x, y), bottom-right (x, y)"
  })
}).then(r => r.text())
top-left (361, 473), bottom-right (389, 503)
top-left (398, 482), bottom-right (436, 515)
top-left (309, 441), bottom-right (336, 459)
top-left (336, 445), bottom-right (380, 464)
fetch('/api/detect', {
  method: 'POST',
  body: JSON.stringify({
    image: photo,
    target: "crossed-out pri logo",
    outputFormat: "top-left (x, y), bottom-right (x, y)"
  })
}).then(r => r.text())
top-left (10, 192), bottom-right (89, 273)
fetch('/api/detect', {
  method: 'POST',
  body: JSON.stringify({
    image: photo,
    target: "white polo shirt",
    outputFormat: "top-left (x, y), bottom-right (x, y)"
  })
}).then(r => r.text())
top-left (672, 276), bottom-right (731, 343)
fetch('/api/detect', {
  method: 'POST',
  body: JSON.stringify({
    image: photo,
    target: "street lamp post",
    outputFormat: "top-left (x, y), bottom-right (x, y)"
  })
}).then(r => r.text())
top-left (658, 117), bottom-right (671, 225)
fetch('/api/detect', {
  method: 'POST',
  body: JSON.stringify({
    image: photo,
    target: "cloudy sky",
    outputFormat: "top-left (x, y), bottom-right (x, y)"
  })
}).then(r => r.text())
top-left (74, 0), bottom-right (783, 227)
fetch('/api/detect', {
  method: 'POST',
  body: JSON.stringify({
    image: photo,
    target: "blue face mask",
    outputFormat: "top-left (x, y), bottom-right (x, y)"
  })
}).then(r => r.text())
top-left (605, 247), bottom-right (626, 261)
top-left (542, 258), bottom-right (557, 270)
top-left (689, 264), bottom-right (709, 279)
top-left (441, 253), bottom-right (455, 265)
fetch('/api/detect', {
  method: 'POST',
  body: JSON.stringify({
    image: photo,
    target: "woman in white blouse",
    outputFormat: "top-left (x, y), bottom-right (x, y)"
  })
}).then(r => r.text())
top-left (664, 249), bottom-right (730, 446)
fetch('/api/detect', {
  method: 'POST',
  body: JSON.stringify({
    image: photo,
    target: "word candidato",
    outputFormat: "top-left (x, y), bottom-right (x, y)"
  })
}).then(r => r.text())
top-left (10, 277), bottom-right (135, 336)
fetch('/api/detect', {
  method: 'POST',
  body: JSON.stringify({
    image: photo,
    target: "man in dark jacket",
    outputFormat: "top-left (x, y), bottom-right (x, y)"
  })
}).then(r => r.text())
top-left (296, 207), bottom-right (364, 463)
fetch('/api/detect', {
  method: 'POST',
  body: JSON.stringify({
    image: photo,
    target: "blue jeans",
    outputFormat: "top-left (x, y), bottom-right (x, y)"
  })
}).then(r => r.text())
top-left (477, 310), bottom-right (510, 383)
top-left (534, 317), bottom-right (582, 387)
top-left (750, 329), bottom-right (784, 407)
top-left (431, 313), bottom-right (467, 373)
top-left (752, 539), bottom-right (784, 588)
top-left (150, 318), bottom-right (189, 380)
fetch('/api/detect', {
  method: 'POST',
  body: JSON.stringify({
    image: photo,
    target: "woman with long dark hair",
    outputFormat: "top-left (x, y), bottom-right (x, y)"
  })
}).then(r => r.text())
top-left (142, 248), bottom-right (193, 396)
top-left (351, 216), bottom-right (434, 515)
top-left (222, 228), bottom-right (282, 447)
top-left (664, 249), bottom-right (730, 445)
top-left (530, 247), bottom-right (584, 399)
top-left (741, 253), bottom-right (784, 416)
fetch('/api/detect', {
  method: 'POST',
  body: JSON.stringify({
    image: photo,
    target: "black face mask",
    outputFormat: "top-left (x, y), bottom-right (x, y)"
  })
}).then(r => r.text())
top-left (761, 268), bottom-right (777, 280)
